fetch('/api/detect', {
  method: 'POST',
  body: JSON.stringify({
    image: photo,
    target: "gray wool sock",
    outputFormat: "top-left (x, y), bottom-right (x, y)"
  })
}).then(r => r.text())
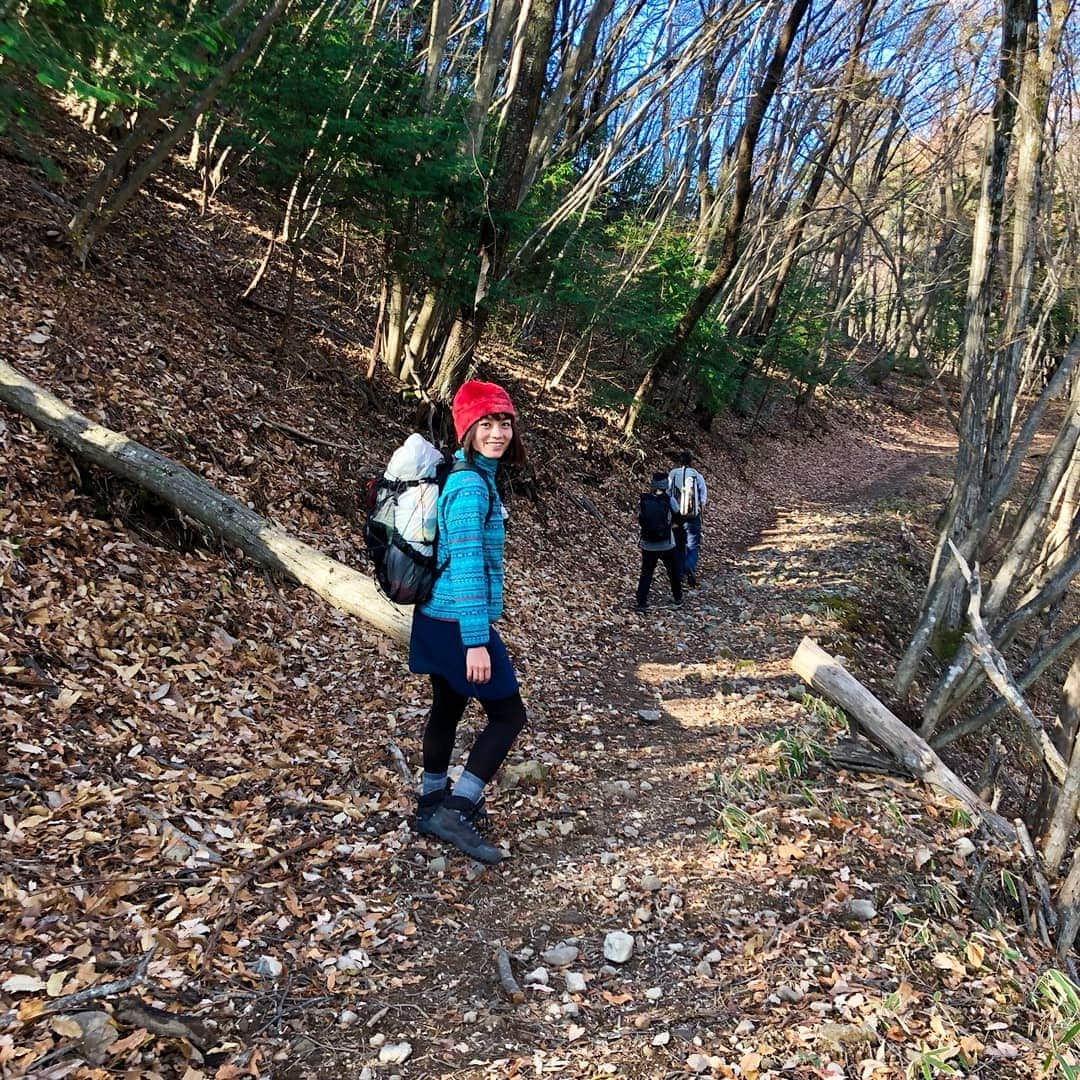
top-left (451, 770), bottom-right (485, 806)
top-left (421, 771), bottom-right (448, 796)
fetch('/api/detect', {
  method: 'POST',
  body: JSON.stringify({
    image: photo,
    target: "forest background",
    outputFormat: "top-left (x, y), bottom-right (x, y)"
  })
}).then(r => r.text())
top-left (1, 0), bottom-right (1080, 1075)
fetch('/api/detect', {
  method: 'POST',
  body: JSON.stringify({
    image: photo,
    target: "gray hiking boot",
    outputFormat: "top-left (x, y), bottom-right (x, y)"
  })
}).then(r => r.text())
top-left (415, 785), bottom-right (491, 836)
top-left (427, 796), bottom-right (504, 864)
top-left (415, 785), bottom-right (448, 836)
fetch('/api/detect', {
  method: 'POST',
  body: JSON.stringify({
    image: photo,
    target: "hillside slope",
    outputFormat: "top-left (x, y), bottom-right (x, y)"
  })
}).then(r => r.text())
top-left (1, 108), bottom-right (1069, 1078)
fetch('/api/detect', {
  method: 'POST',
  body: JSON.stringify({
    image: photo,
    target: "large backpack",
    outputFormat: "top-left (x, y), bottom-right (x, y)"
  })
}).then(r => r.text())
top-left (363, 434), bottom-right (493, 605)
top-left (672, 467), bottom-right (700, 519)
top-left (638, 492), bottom-right (671, 544)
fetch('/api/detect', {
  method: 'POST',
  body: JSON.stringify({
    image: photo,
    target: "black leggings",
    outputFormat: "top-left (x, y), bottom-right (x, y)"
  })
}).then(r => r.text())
top-left (422, 675), bottom-right (527, 783)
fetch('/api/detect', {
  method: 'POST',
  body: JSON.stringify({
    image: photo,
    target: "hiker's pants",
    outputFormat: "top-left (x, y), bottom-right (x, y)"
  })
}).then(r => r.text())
top-left (683, 517), bottom-right (702, 576)
top-left (636, 548), bottom-right (682, 608)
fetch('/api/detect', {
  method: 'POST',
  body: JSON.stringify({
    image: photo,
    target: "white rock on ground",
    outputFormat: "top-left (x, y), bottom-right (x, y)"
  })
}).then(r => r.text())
top-left (565, 972), bottom-right (587, 993)
top-left (378, 1042), bottom-right (412, 1064)
top-left (250, 956), bottom-right (283, 978)
top-left (603, 931), bottom-right (634, 963)
top-left (541, 944), bottom-right (579, 967)
top-left (841, 898), bottom-right (877, 923)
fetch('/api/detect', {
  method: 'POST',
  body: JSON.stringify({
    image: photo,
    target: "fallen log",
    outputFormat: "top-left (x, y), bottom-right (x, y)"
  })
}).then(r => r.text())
top-left (829, 737), bottom-right (910, 778)
top-left (791, 637), bottom-right (1015, 841)
top-left (0, 359), bottom-right (410, 644)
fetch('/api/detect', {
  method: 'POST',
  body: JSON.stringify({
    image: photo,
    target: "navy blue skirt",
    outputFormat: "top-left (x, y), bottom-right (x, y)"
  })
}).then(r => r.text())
top-left (409, 610), bottom-right (520, 700)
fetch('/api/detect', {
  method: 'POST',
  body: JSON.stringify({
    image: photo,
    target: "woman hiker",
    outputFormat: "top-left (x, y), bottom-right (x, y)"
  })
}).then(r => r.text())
top-left (408, 380), bottom-right (528, 864)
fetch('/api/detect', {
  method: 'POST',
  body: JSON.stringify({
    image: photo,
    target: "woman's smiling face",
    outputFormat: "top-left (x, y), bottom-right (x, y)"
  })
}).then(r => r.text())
top-left (472, 414), bottom-right (514, 458)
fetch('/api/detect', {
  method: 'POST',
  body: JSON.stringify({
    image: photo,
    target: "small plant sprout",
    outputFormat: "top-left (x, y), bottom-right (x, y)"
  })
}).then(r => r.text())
top-left (710, 803), bottom-right (770, 850)
top-left (772, 729), bottom-right (829, 779)
top-left (1001, 868), bottom-right (1020, 902)
top-left (801, 692), bottom-right (847, 729)
top-left (1036, 969), bottom-right (1080, 1076)
top-left (907, 1046), bottom-right (961, 1078)
top-left (883, 797), bottom-right (906, 828)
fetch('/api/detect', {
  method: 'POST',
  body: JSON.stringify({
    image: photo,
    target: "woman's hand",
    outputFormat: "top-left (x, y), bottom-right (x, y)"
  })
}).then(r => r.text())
top-left (466, 646), bottom-right (492, 684)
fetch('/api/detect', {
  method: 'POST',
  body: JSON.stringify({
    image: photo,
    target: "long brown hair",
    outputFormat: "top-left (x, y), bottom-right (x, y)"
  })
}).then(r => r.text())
top-left (461, 412), bottom-right (527, 466)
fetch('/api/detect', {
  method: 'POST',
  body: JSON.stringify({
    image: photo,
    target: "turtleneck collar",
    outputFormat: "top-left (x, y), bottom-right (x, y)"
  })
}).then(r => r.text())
top-left (453, 448), bottom-right (499, 475)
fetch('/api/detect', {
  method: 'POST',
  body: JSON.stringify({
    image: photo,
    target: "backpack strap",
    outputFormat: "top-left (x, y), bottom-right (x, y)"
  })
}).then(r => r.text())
top-left (447, 459), bottom-right (495, 524)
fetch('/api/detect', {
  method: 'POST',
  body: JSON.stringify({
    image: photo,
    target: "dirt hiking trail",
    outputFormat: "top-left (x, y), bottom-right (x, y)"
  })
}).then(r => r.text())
top-left (291, 404), bottom-right (984, 1079)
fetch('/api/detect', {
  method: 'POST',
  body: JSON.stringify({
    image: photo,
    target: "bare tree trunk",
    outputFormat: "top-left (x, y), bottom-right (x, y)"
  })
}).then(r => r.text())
top-left (790, 637), bottom-right (1014, 839)
top-left (1056, 843), bottom-right (1080, 960)
top-left (68, 0), bottom-right (254, 251)
top-left (920, 360), bottom-right (1080, 731)
top-left (931, 622), bottom-right (1080, 755)
top-left (986, 0), bottom-right (1069, 478)
top-left (896, 336), bottom-right (1079, 700)
top-left (382, 272), bottom-right (409, 380)
top-left (620, 0), bottom-right (812, 435)
top-left (690, 50), bottom-right (721, 268)
top-left (1041, 654), bottom-right (1080, 871)
top-left (869, 171), bottom-right (967, 383)
top-left (0, 360), bottom-right (409, 643)
top-left (425, 0), bottom-right (560, 402)
top-left (913, 0), bottom-right (1031, 645)
top-left (752, 0), bottom-right (877, 342)
top-left (521, 0), bottom-right (616, 193)
top-left (421, 0), bottom-right (453, 106)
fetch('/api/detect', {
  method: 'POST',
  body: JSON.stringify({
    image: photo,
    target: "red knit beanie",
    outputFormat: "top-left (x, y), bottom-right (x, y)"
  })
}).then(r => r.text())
top-left (451, 380), bottom-right (516, 443)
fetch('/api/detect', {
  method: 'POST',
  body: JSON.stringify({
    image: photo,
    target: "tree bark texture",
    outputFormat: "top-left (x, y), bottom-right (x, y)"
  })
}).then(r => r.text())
top-left (1043, 655), bottom-right (1080, 871)
top-left (752, 0), bottom-right (877, 343)
top-left (426, 0), bottom-right (560, 402)
top-left (0, 360), bottom-right (411, 645)
top-left (919, 342), bottom-right (1080, 731)
top-left (925, 0), bottom-right (1029, 636)
top-left (987, 0), bottom-right (1069, 478)
top-left (896, 334), bottom-right (1079, 703)
top-left (947, 542), bottom-right (1067, 785)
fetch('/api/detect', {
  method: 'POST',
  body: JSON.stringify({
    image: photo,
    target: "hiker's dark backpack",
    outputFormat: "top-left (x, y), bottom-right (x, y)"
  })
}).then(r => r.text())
top-left (638, 491), bottom-right (671, 544)
top-left (363, 434), bottom-right (493, 605)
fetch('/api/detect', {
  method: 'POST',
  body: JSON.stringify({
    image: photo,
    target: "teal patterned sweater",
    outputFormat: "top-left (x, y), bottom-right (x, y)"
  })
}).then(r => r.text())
top-left (419, 450), bottom-right (504, 648)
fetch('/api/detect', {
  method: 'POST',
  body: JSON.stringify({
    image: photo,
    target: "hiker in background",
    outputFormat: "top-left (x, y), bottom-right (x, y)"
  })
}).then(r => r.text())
top-left (635, 472), bottom-right (683, 614)
top-left (408, 381), bottom-right (527, 865)
top-left (669, 451), bottom-right (708, 587)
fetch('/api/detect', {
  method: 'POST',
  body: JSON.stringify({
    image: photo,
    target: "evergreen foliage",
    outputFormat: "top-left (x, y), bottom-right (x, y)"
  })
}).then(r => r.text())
top-left (1, 0), bottom-right (232, 131)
